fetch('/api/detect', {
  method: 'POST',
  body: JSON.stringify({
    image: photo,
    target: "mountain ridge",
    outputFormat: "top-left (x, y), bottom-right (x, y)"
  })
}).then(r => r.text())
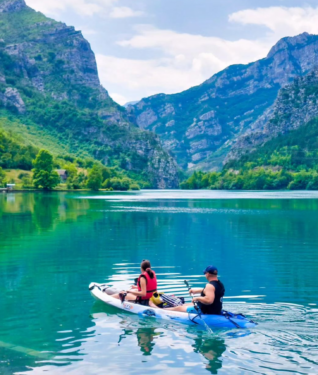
top-left (0, 0), bottom-right (25, 13)
top-left (129, 32), bottom-right (318, 171)
top-left (0, 0), bottom-right (179, 188)
top-left (225, 66), bottom-right (318, 166)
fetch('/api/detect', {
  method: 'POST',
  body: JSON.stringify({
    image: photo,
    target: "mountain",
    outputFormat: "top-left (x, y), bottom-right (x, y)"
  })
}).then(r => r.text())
top-left (0, 0), bottom-right (179, 188)
top-left (225, 67), bottom-right (318, 170)
top-left (128, 33), bottom-right (318, 171)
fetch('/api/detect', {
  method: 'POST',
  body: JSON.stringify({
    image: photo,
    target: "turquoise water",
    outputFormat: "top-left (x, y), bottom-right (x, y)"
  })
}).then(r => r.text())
top-left (0, 190), bottom-right (318, 374)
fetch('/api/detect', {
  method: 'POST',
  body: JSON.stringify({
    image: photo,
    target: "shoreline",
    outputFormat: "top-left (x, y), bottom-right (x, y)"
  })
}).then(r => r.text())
top-left (1, 188), bottom-right (142, 193)
top-left (2, 188), bottom-right (318, 194)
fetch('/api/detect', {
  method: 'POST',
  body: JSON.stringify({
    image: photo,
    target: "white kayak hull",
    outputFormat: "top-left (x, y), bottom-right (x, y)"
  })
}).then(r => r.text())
top-left (89, 282), bottom-right (257, 329)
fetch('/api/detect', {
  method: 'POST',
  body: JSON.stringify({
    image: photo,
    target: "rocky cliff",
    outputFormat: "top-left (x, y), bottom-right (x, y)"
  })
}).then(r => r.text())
top-left (225, 67), bottom-right (318, 164)
top-left (0, 0), bottom-right (179, 188)
top-left (129, 33), bottom-right (318, 171)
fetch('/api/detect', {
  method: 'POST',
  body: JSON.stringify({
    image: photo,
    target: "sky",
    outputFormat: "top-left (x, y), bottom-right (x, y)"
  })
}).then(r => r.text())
top-left (25, 0), bottom-right (318, 105)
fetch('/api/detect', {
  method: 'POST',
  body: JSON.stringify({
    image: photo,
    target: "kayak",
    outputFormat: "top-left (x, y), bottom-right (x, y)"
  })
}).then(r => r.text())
top-left (89, 282), bottom-right (257, 329)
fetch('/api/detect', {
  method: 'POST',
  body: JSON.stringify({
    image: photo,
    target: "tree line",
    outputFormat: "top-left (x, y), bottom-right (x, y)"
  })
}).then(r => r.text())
top-left (181, 169), bottom-right (318, 191)
top-left (0, 149), bottom-right (141, 191)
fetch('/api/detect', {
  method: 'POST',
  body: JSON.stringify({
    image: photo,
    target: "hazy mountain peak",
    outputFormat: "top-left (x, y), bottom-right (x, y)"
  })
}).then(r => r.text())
top-left (267, 32), bottom-right (316, 58)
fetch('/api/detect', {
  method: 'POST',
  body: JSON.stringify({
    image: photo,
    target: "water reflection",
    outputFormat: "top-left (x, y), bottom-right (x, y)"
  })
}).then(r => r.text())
top-left (33, 194), bottom-right (60, 230)
top-left (193, 334), bottom-right (226, 374)
top-left (90, 298), bottom-right (227, 373)
top-left (118, 327), bottom-right (159, 356)
top-left (136, 328), bottom-right (157, 355)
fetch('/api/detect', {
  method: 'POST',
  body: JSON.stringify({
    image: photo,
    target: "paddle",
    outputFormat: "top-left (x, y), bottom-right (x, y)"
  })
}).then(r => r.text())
top-left (184, 280), bottom-right (201, 316)
top-left (184, 280), bottom-right (216, 333)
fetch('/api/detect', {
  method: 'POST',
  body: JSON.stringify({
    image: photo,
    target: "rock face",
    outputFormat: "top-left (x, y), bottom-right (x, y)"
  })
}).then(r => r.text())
top-left (225, 67), bottom-right (318, 163)
top-left (2, 15), bottom-right (109, 107)
top-left (0, 0), bottom-right (26, 13)
top-left (1, 87), bottom-right (26, 113)
top-left (0, 0), bottom-right (179, 188)
top-left (129, 33), bottom-right (318, 171)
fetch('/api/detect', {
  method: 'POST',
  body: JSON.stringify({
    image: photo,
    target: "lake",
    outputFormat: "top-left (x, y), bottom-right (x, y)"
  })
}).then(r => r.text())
top-left (1, 190), bottom-right (318, 374)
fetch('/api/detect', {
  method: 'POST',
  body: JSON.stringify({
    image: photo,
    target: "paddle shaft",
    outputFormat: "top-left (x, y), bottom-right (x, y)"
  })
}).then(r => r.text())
top-left (184, 280), bottom-right (200, 313)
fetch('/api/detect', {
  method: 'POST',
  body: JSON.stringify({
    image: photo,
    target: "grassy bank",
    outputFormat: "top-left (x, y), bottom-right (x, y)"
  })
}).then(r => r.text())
top-left (1, 168), bottom-right (142, 192)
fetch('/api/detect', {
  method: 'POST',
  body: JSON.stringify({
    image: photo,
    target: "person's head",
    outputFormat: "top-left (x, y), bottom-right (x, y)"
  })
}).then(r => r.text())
top-left (203, 265), bottom-right (218, 280)
top-left (141, 259), bottom-right (154, 279)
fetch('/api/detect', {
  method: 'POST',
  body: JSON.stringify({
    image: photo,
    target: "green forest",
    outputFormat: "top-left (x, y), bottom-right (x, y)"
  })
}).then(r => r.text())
top-left (181, 118), bottom-right (318, 190)
top-left (0, 128), bottom-right (142, 191)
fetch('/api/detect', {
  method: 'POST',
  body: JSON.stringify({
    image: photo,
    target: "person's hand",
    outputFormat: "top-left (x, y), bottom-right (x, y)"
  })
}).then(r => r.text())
top-left (189, 288), bottom-right (194, 294)
top-left (193, 297), bottom-right (198, 303)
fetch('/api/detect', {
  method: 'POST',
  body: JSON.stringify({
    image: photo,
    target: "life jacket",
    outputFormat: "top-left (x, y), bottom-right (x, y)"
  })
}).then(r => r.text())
top-left (137, 270), bottom-right (157, 300)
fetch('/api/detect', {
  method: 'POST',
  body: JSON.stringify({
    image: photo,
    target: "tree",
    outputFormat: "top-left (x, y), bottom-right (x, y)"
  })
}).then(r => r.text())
top-left (130, 183), bottom-right (140, 191)
top-left (0, 167), bottom-right (6, 187)
top-left (32, 150), bottom-right (60, 190)
top-left (103, 177), bottom-right (131, 191)
top-left (65, 163), bottom-right (78, 189)
top-left (287, 171), bottom-right (312, 190)
top-left (101, 166), bottom-right (112, 181)
top-left (22, 175), bottom-right (33, 188)
top-left (306, 173), bottom-right (318, 190)
top-left (87, 165), bottom-right (102, 191)
top-left (64, 163), bottom-right (77, 179)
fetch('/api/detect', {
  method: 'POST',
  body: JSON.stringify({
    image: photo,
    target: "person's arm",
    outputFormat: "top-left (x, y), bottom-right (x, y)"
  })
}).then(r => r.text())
top-left (189, 288), bottom-right (204, 295)
top-left (128, 277), bottom-right (147, 297)
top-left (194, 284), bottom-right (215, 305)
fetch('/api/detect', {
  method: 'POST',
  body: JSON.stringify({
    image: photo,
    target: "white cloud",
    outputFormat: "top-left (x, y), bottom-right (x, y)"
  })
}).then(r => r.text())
top-left (24, 2), bottom-right (318, 103)
top-left (97, 54), bottom-right (206, 98)
top-left (26, 0), bottom-right (145, 18)
top-left (26, 0), bottom-right (116, 16)
top-left (117, 25), bottom-right (268, 66)
top-left (99, 6), bottom-right (318, 103)
top-left (98, 25), bottom-right (270, 102)
top-left (110, 6), bottom-right (144, 19)
top-left (229, 6), bottom-right (318, 38)
top-left (110, 92), bottom-right (129, 105)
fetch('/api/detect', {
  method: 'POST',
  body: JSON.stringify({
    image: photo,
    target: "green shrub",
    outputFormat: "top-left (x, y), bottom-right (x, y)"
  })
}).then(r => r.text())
top-left (0, 166), bottom-right (6, 187)
top-left (130, 183), bottom-right (140, 191)
top-left (18, 172), bottom-right (30, 179)
top-left (22, 175), bottom-right (33, 188)
top-left (287, 171), bottom-right (312, 190)
top-left (103, 177), bottom-right (131, 191)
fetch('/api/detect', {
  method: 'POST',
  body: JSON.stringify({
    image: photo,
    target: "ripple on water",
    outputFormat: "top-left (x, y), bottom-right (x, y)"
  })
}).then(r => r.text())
top-left (2, 192), bottom-right (318, 375)
top-left (42, 301), bottom-right (317, 375)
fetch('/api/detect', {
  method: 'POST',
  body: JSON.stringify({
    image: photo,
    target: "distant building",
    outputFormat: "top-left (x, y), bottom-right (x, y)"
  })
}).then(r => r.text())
top-left (56, 169), bottom-right (68, 182)
top-left (6, 184), bottom-right (15, 190)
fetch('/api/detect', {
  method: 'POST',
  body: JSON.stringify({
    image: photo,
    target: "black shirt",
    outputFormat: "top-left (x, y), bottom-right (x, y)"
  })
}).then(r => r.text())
top-left (197, 280), bottom-right (225, 315)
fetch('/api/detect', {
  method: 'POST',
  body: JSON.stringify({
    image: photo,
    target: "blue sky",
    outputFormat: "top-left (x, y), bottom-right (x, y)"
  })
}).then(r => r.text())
top-left (26, 0), bottom-right (318, 104)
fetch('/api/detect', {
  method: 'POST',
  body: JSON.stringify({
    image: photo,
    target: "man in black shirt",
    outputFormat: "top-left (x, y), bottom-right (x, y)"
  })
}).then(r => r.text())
top-left (166, 265), bottom-right (225, 315)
